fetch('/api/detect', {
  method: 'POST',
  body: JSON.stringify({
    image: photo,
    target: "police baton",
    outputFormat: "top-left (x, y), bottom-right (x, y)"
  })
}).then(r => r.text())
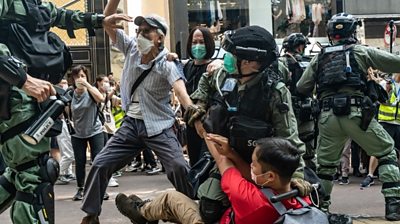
top-left (270, 183), bottom-right (320, 203)
top-left (22, 86), bottom-right (72, 145)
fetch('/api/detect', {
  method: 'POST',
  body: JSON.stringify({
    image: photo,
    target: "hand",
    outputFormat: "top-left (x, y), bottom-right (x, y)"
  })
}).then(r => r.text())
top-left (206, 59), bottom-right (223, 75)
top-left (75, 78), bottom-right (88, 90)
top-left (166, 53), bottom-right (179, 62)
top-left (205, 133), bottom-right (232, 156)
top-left (290, 178), bottom-right (313, 197)
top-left (183, 104), bottom-right (206, 127)
top-left (102, 14), bottom-right (133, 29)
top-left (22, 75), bottom-right (56, 102)
top-left (194, 120), bottom-right (206, 138)
top-left (367, 67), bottom-right (380, 83)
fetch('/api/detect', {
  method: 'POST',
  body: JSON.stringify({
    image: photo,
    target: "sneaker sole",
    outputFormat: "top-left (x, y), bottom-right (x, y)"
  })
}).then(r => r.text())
top-left (360, 181), bottom-right (375, 188)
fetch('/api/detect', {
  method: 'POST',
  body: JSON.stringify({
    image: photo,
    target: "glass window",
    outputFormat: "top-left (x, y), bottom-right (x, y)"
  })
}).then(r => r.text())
top-left (272, 0), bottom-right (338, 38)
top-left (186, 0), bottom-right (340, 41)
top-left (187, 0), bottom-right (250, 37)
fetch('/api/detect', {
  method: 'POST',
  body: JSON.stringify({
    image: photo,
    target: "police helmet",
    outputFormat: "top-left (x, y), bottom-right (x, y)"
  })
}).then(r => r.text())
top-left (222, 25), bottom-right (278, 68)
top-left (282, 33), bottom-right (310, 52)
top-left (327, 13), bottom-right (361, 40)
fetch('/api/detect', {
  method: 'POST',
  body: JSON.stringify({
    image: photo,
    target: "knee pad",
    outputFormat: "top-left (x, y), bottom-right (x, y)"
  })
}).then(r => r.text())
top-left (39, 155), bottom-right (60, 185)
top-left (199, 197), bottom-right (227, 224)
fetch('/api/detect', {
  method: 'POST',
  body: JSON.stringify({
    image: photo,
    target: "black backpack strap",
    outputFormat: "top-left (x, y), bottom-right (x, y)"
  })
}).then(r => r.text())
top-left (87, 90), bottom-right (103, 126)
top-left (130, 62), bottom-right (156, 98)
top-left (261, 188), bottom-right (287, 216)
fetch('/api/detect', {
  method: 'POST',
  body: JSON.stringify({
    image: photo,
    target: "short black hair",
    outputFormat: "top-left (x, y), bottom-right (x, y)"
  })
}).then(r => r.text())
top-left (186, 27), bottom-right (215, 60)
top-left (95, 74), bottom-right (107, 88)
top-left (70, 65), bottom-right (89, 79)
top-left (255, 138), bottom-right (301, 183)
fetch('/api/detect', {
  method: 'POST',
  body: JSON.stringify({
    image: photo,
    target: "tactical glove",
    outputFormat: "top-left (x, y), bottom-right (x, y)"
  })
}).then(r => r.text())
top-left (290, 177), bottom-right (313, 197)
top-left (183, 103), bottom-right (207, 127)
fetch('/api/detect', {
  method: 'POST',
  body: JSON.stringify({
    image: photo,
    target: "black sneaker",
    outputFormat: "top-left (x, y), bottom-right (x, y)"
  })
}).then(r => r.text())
top-left (328, 213), bottom-right (352, 224)
top-left (385, 197), bottom-right (400, 221)
top-left (133, 161), bottom-right (142, 169)
top-left (339, 176), bottom-right (349, 185)
top-left (73, 188), bottom-right (84, 201)
top-left (115, 193), bottom-right (148, 224)
top-left (141, 164), bottom-right (152, 172)
top-left (146, 166), bottom-right (161, 175)
top-left (103, 192), bottom-right (110, 200)
top-left (360, 175), bottom-right (375, 188)
top-left (333, 173), bottom-right (340, 181)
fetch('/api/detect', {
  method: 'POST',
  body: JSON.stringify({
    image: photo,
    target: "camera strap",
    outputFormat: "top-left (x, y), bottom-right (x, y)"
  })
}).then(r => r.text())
top-left (130, 62), bottom-right (156, 99)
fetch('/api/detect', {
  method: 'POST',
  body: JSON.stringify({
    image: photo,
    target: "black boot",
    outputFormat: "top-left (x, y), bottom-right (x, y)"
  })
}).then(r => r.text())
top-left (385, 197), bottom-right (400, 221)
top-left (115, 193), bottom-right (149, 224)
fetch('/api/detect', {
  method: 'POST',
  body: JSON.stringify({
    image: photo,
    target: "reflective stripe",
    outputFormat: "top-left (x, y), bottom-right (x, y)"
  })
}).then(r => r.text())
top-left (378, 86), bottom-right (400, 121)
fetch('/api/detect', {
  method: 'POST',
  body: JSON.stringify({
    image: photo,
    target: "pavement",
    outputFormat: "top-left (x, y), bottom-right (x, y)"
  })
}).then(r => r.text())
top-left (1, 169), bottom-right (400, 224)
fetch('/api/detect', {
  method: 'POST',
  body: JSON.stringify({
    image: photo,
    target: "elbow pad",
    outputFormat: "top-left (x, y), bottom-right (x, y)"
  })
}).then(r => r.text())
top-left (83, 13), bottom-right (105, 36)
top-left (64, 11), bottom-right (104, 38)
top-left (0, 56), bottom-right (27, 88)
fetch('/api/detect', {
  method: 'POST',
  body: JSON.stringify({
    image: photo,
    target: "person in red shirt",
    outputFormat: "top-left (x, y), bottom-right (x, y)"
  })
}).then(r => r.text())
top-left (114, 136), bottom-right (311, 224)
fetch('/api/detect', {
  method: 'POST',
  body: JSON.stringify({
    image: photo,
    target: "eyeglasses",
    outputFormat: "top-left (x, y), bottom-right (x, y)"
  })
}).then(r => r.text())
top-left (135, 28), bottom-right (156, 37)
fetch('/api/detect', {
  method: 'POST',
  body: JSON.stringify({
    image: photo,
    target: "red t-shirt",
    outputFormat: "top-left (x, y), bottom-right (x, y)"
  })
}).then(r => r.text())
top-left (220, 167), bottom-right (311, 224)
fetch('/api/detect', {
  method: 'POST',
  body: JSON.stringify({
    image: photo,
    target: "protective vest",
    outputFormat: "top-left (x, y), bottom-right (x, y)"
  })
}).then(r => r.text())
top-left (285, 54), bottom-right (309, 96)
top-left (316, 45), bottom-right (366, 95)
top-left (214, 70), bottom-right (282, 122)
top-left (0, 0), bottom-right (72, 84)
top-left (203, 68), bottom-right (281, 163)
top-left (378, 84), bottom-right (400, 122)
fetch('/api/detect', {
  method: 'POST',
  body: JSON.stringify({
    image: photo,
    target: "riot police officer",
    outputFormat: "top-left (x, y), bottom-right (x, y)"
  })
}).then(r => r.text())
top-left (185, 25), bottom-right (307, 223)
top-left (297, 13), bottom-right (400, 220)
top-left (280, 33), bottom-right (317, 171)
top-left (0, 1), bottom-right (105, 223)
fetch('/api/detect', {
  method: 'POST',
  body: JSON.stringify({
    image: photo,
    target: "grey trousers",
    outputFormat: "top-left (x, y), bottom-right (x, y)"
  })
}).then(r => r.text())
top-left (81, 116), bottom-right (193, 215)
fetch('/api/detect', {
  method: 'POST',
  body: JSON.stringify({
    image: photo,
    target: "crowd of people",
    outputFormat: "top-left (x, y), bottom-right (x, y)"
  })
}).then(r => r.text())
top-left (1, 0), bottom-right (400, 223)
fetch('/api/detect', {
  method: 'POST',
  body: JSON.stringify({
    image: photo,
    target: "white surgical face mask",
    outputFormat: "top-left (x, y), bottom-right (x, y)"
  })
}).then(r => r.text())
top-left (251, 168), bottom-right (269, 187)
top-left (137, 34), bottom-right (154, 55)
top-left (103, 82), bottom-right (110, 89)
top-left (62, 84), bottom-right (68, 91)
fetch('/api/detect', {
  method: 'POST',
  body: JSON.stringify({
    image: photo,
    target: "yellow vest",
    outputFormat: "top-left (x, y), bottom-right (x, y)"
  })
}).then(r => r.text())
top-left (378, 84), bottom-right (400, 122)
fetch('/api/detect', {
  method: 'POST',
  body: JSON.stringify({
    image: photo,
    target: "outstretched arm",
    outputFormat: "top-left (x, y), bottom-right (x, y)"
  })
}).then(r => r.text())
top-left (205, 133), bottom-right (251, 180)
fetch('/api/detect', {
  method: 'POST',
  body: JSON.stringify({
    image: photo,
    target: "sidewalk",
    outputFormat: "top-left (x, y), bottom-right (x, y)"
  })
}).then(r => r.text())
top-left (353, 217), bottom-right (400, 223)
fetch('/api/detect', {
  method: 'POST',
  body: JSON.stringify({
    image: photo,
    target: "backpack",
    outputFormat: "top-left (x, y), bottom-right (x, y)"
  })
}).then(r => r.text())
top-left (187, 152), bottom-right (215, 198)
top-left (262, 188), bottom-right (329, 224)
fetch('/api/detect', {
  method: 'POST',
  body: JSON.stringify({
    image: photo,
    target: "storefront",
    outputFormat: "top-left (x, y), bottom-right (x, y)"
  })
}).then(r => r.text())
top-left (173, 0), bottom-right (342, 58)
top-left (51, 0), bottom-right (400, 81)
